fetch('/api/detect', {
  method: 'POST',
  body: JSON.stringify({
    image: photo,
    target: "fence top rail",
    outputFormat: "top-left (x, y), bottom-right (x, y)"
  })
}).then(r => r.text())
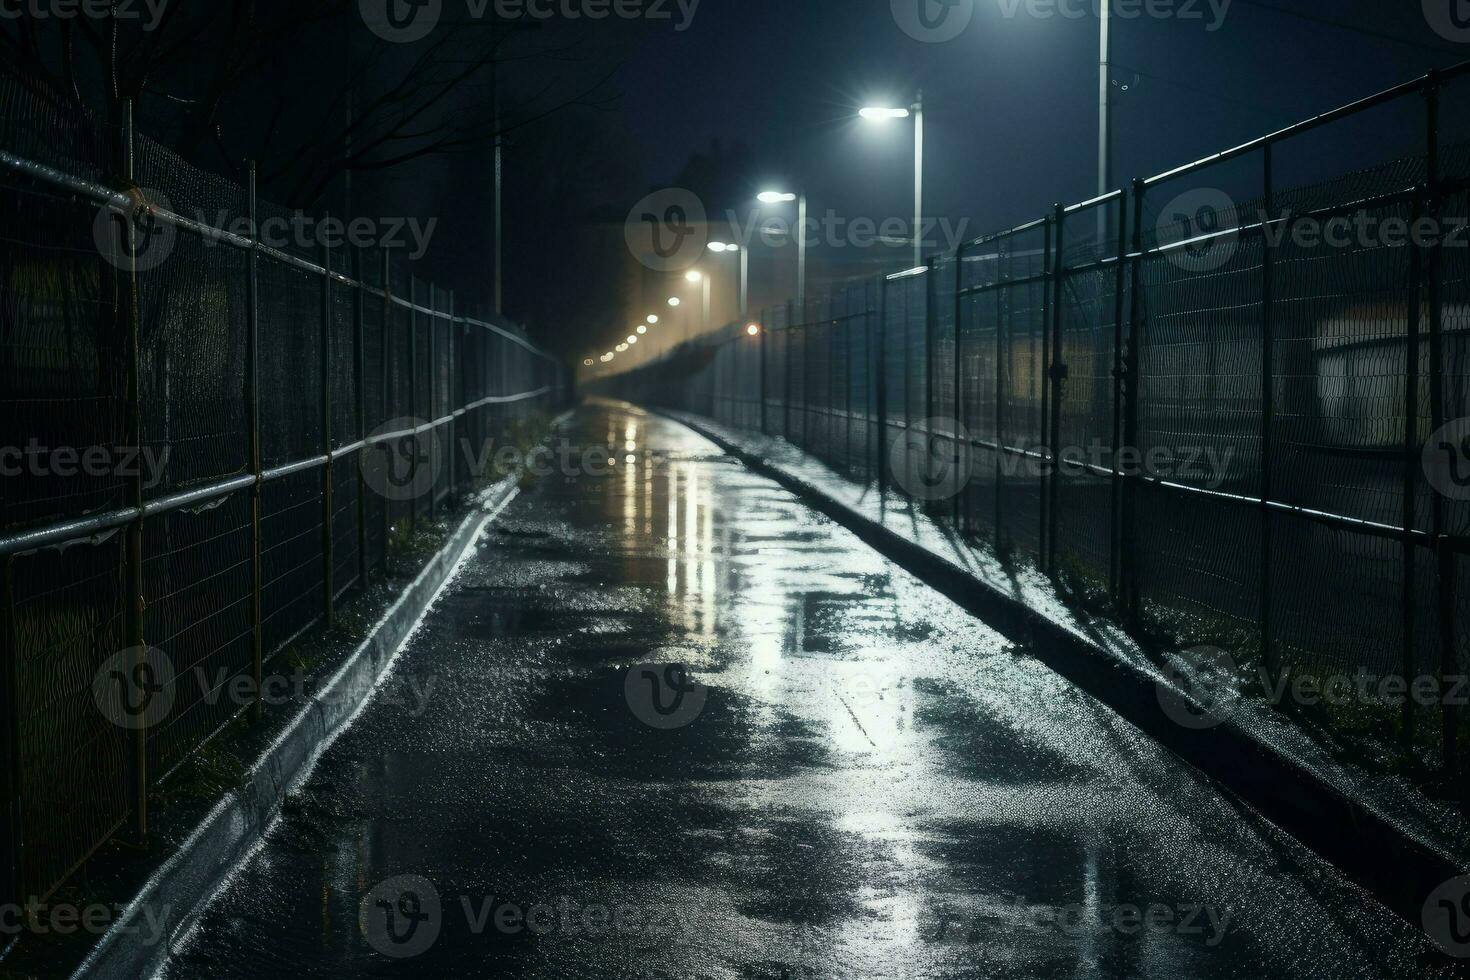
top-left (1142, 61), bottom-right (1470, 189)
top-left (0, 145), bottom-right (562, 368)
top-left (1063, 188), bottom-right (1124, 214)
top-left (961, 215), bottom-right (1049, 251)
top-left (885, 264), bottom-right (929, 281)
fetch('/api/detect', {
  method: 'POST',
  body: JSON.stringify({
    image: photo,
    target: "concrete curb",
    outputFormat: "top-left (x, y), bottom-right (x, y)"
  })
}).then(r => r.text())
top-left (660, 407), bottom-right (1464, 933)
top-left (71, 482), bottom-right (520, 980)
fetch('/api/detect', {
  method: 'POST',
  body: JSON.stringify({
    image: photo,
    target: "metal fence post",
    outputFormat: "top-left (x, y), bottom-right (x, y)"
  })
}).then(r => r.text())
top-left (353, 246), bottom-right (368, 587)
top-left (428, 286), bottom-right (438, 524)
top-left (381, 252), bottom-right (392, 572)
top-left (1261, 144), bottom-right (1277, 680)
top-left (120, 101), bottom-right (149, 839)
top-left (784, 300), bottom-right (794, 443)
top-left (408, 276), bottom-right (419, 533)
top-left (994, 253), bottom-right (1005, 553)
top-left (953, 244), bottom-right (966, 529)
top-left (449, 291), bottom-right (458, 499)
top-left (321, 227), bottom-right (335, 627)
top-left (1425, 74), bottom-right (1456, 775)
top-left (1109, 194), bottom-right (1130, 603)
top-left (759, 314), bottom-right (768, 434)
top-left (876, 277), bottom-right (889, 496)
top-left (1403, 186), bottom-right (1425, 752)
top-left (1122, 181), bottom-right (1146, 628)
top-left (246, 164), bottom-right (263, 722)
top-left (1, 555), bottom-right (20, 907)
top-left (1047, 205), bottom-right (1066, 576)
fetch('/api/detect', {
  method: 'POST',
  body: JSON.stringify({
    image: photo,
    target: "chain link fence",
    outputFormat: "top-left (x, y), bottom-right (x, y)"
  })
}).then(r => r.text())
top-left (0, 73), bottom-right (568, 907)
top-left (601, 64), bottom-right (1470, 794)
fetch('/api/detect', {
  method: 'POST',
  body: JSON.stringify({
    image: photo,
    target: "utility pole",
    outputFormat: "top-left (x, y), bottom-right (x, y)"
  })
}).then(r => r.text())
top-left (1099, 5), bottom-right (1112, 200)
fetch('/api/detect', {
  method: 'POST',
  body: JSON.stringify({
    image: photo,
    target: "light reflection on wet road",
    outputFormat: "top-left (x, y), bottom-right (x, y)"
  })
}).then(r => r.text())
top-left (160, 402), bottom-right (1442, 979)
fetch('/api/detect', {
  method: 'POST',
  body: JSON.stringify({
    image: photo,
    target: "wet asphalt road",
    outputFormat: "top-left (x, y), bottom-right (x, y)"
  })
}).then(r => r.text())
top-left (159, 402), bottom-right (1441, 979)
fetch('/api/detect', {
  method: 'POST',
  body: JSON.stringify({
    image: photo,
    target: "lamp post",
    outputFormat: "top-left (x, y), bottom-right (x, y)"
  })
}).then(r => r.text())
top-left (707, 242), bottom-right (747, 316)
top-left (757, 190), bottom-right (806, 310)
top-left (683, 269), bottom-right (711, 336)
top-left (859, 92), bottom-right (924, 269)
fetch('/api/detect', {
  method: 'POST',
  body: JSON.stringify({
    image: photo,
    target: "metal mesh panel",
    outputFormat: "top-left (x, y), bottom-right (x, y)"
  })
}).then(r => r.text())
top-left (144, 495), bottom-right (254, 778)
top-left (258, 262), bottom-right (324, 468)
top-left (138, 229), bottom-right (249, 493)
top-left (260, 469), bottom-right (324, 655)
top-left (10, 541), bottom-right (129, 898)
top-left (0, 82), bottom-right (566, 909)
top-left (0, 179), bottom-right (128, 529)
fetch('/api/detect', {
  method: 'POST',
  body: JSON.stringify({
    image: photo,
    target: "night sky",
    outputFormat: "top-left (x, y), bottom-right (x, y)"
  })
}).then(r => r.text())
top-left (411, 1), bottom-right (1470, 357)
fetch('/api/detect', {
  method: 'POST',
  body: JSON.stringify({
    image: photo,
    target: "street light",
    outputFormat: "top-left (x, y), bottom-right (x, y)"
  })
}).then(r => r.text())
top-left (646, 314), bottom-right (659, 324)
top-left (627, 335), bottom-right (638, 344)
top-left (583, 358), bottom-right (594, 366)
top-left (860, 92), bottom-right (924, 268)
top-left (756, 189), bottom-right (806, 308)
top-left (616, 343), bottom-right (628, 352)
top-left (746, 323), bottom-right (760, 337)
top-left (636, 324), bottom-right (647, 335)
top-left (708, 241), bottom-right (748, 314)
top-left (667, 296), bottom-right (681, 307)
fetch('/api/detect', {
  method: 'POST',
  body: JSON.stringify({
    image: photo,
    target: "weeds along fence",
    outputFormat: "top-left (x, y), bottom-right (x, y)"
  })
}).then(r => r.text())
top-left (603, 64), bottom-right (1470, 784)
top-left (0, 74), bottom-right (568, 906)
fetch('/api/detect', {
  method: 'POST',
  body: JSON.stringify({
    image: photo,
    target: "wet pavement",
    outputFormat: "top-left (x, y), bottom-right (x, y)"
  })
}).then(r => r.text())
top-left (159, 401), bottom-right (1444, 979)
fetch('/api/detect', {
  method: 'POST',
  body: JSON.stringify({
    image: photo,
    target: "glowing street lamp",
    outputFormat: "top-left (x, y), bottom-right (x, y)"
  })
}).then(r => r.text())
top-left (627, 335), bottom-right (638, 345)
top-left (616, 343), bottom-right (627, 352)
top-left (757, 189), bottom-right (806, 308)
top-left (646, 314), bottom-right (659, 324)
top-left (667, 296), bottom-right (681, 307)
top-left (746, 323), bottom-right (760, 337)
top-left (708, 241), bottom-right (748, 314)
top-left (636, 324), bottom-right (647, 335)
top-left (860, 93), bottom-right (924, 268)
top-left (583, 358), bottom-right (594, 366)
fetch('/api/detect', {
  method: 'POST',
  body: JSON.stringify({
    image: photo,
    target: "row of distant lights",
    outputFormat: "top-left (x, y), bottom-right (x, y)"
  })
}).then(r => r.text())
top-left (586, 107), bottom-right (915, 368)
top-left (585, 248), bottom-right (759, 367)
